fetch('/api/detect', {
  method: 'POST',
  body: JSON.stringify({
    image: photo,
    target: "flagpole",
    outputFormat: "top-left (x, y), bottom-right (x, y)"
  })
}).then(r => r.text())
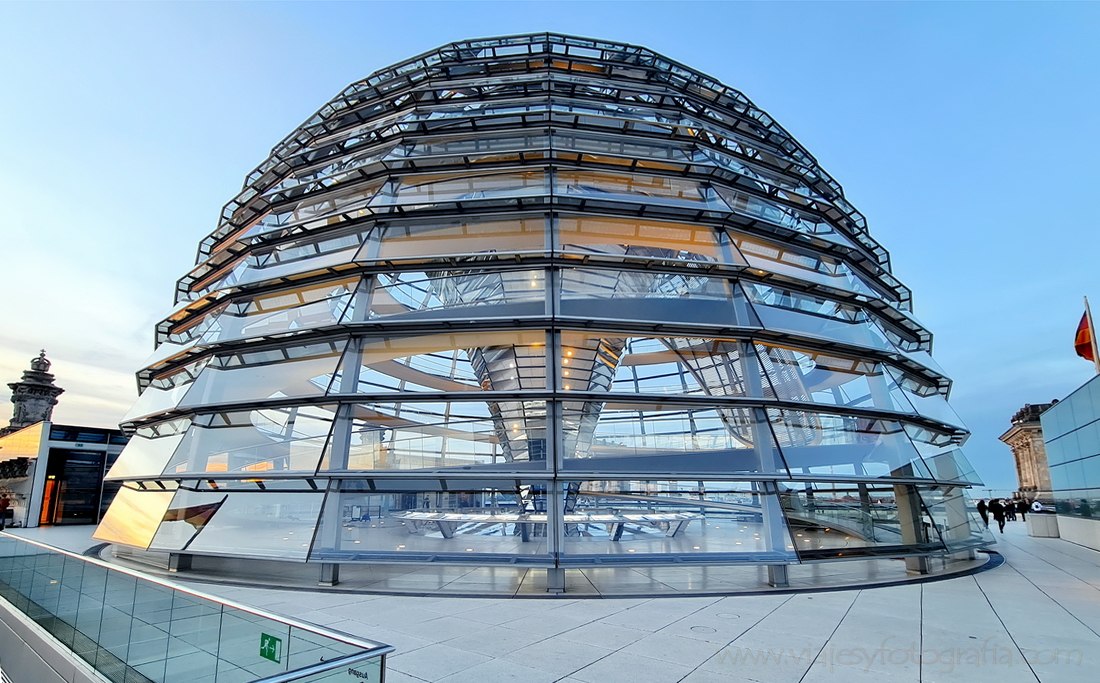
top-left (1086, 296), bottom-right (1100, 375)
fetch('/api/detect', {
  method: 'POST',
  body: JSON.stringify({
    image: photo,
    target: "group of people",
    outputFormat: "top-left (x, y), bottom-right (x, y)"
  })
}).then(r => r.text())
top-left (976, 498), bottom-right (1034, 533)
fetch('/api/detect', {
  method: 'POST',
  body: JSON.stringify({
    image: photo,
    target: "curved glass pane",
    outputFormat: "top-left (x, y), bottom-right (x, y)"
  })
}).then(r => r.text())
top-left (755, 343), bottom-right (913, 414)
top-left (364, 269), bottom-right (545, 322)
top-left (556, 170), bottom-right (728, 210)
top-left (562, 480), bottom-right (796, 561)
top-left (564, 404), bottom-right (784, 474)
top-left (149, 490), bottom-right (323, 561)
top-left (559, 267), bottom-right (745, 327)
top-left (731, 231), bottom-right (879, 298)
top-left (180, 340), bottom-right (347, 408)
top-left (744, 282), bottom-right (894, 351)
top-left (309, 482), bottom-right (552, 561)
top-left (780, 481), bottom-right (946, 559)
top-left (344, 331), bottom-right (548, 395)
top-left (321, 401), bottom-right (546, 471)
top-left (556, 216), bottom-right (732, 266)
top-left (885, 366), bottom-right (967, 430)
top-left (365, 216), bottom-right (547, 263)
top-left (371, 170), bottom-right (547, 207)
top-left (93, 487), bottom-right (176, 550)
top-left (162, 406), bottom-right (336, 476)
top-left (767, 408), bottom-right (924, 478)
top-left (123, 358), bottom-right (209, 422)
top-left (199, 278), bottom-right (360, 344)
top-left (105, 433), bottom-right (185, 480)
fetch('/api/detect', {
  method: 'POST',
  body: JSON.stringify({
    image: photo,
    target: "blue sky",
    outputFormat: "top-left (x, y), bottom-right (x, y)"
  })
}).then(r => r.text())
top-left (1, 1), bottom-right (1098, 494)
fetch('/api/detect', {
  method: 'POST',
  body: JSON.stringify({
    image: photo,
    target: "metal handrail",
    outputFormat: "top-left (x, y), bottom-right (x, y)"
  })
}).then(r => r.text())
top-left (253, 650), bottom-right (386, 683)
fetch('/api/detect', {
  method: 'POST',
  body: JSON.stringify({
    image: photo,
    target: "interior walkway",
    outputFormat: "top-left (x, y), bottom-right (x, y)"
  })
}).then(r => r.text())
top-left (11, 521), bottom-right (1100, 681)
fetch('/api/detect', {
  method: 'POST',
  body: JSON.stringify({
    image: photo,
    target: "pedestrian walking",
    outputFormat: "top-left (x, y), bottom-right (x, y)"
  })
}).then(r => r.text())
top-left (1016, 499), bottom-right (1028, 522)
top-left (989, 498), bottom-right (1007, 533)
top-left (976, 499), bottom-right (989, 528)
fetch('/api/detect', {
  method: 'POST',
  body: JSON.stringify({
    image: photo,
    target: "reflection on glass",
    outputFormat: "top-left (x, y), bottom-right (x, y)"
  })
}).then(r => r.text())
top-left (199, 278), bottom-right (360, 344)
top-left (150, 489), bottom-right (324, 560)
top-left (566, 405), bottom-right (772, 473)
top-left (366, 269), bottom-right (544, 321)
top-left (744, 282), bottom-right (894, 350)
top-left (321, 401), bottom-right (547, 471)
top-left (768, 409), bottom-right (924, 478)
top-left (311, 484), bottom-right (551, 558)
top-left (372, 171), bottom-right (547, 207)
top-left (556, 170), bottom-right (728, 209)
top-left (557, 216), bottom-right (729, 265)
top-left (344, 331), bottom-right (547, 394)
top-left (755, 342), bottom-right (913, 414)
top-left (731, 230), bottom-right (881, 298)
top-left (180, 340), bottom-right (347, 408)
top-left (368, 217), bottom-right (546, 262)
top-left (562, 480), bottom-right (796, 559)
top-left (559, 267), bottom-right (737, 326)
top-left (124, 358), bottom-right (210, 422)
top-left (162, 406), bottom-right (336, 475)
top-left (779, 481), bottom-right (944, 559)
top-left (93, 487), bottom-right (176, 549)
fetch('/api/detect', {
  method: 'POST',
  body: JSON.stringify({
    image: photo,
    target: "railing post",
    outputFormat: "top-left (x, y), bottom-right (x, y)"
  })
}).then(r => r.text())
top-left (319, 562), bottom-right (340, 587)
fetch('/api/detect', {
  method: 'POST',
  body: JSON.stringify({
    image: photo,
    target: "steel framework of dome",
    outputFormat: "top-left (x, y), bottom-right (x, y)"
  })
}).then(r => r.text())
top-left (96, 33), bottom-right (992, 591)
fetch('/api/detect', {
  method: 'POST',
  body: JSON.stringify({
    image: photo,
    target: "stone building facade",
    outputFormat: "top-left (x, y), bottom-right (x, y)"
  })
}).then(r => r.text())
top-left (2, 351), bottom-right (64, 437)
top-left (999, 403), bottom-right (1055, 496)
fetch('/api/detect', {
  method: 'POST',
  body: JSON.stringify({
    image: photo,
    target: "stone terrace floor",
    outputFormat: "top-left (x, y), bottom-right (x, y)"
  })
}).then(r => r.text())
top-left (14, 521), bottom-right (1100, 682)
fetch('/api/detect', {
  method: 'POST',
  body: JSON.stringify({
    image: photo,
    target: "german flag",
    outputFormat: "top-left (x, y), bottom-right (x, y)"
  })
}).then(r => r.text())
top-left (1076, 312), bottom-right (1094, 362)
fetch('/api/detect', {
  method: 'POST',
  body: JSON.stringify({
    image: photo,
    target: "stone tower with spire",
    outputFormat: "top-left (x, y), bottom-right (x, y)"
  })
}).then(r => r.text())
top-left (2, 350), bottom-right (65, 436)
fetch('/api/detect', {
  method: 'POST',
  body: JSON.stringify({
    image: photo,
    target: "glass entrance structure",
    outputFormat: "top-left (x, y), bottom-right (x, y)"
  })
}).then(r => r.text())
top-left (96, 33), bottom-right (992, 590)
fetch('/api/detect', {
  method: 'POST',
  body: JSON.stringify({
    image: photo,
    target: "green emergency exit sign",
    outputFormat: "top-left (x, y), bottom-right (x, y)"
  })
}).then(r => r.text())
top-left (260, 633), bottom-right (282, 663)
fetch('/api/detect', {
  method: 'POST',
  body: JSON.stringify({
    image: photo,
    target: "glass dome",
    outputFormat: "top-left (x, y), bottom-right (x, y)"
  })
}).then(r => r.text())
top-left (96, 33), bottom-right (991, 591)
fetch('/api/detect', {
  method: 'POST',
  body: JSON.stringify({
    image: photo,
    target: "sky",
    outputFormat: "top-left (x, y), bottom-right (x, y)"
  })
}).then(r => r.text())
top-left (1, 1), bottom-right (1098, 495)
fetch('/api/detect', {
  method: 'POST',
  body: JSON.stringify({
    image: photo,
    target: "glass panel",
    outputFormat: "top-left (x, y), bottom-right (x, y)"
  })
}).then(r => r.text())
top-left (365, 269), bottom-right (545, 322)
top-left (367, 216), bottom-right (546, 262)
top-left (164, 591), bottom-right (221, 682)
top-left (564, 404), bottom-right (785, 474)
top-left (553, 131), bottom-right (694, 165)
top-left (1053, 487), bottom-right (1100, 518)
top-left (714, 185), bottom-right (858, 248)
top-left (562, 480), bottom-right (797, 560)
top-left (390, 132), bottom-right (549, 160)
top-left (371, 170), bottom-right (547, 207)
top-left (93, 487), bottom-right (176, 549)
top-left (122, 359), bottom-right (209, 422)
top-left (199, 277), bottom-right (359, 344)
top-left (780, 481), bottom-right (945, 559)
top-left (232, 228), bottom-right (370, 287)
top-left (556, 215), bottom-right (732, 266)
top-left (322, 401), bottom-right (547, 471)
top-left (162, 406), bottom-right (336, 476)
top-left (731, 230), bottom-right (879, 297)
top-left (104, 432), bottom-right (185, 480)
top-left (309, 483), bottom-right (554, 560)
top-left (884, 365), bottom-right (967, 430)
top-left (555, 170), bottom-right (728, 210)
top-left (743, 282), bottom-right (894, 351)
top-left (180, 340), bottom-right (346, 408)
top-left (767, 409), bottom-right (925, 479)
top-left (908, 432), bottom-right (983, 486)
top-left (149, 490), bottom-right (324, 560)
top-left (559, 267), bottom-right (749, 327)
top-left (755, 342), bottom-right (914, 414)
top-left (343, 331), bottom-right (547, 394)
top-left (916, 487), bottom-right (994, 551)
top-left (250, 180), bottom-right (384, 237)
